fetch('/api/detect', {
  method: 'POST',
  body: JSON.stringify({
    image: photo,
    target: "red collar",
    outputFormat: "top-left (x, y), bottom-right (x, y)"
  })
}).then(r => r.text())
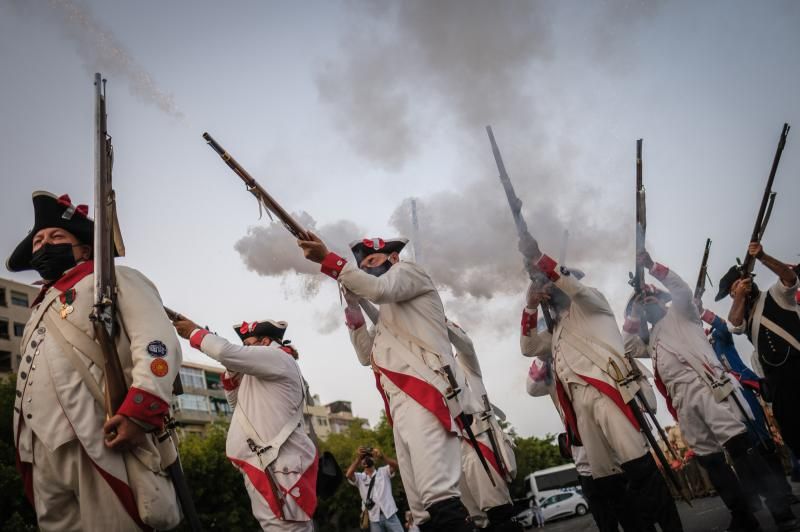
top-left (31, 261), bottom-right (95, 306)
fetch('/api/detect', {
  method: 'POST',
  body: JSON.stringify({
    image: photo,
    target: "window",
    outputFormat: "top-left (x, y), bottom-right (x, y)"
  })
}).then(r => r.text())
top-left (0, 288), bottom-right (6, 306)
top-left (10, 291), bottom-right (29, 307)
top-left (211, 398), bottom-right (232, 416)
top-left (179, 367), bottom-right (205, 390)
top-left (13, 323), bottom-right (25, 337)
top-left (205, 372), bottom-right (222, 390)
top-left (177, 394), bottom-right (209, 412)
top-left (0, 320), bottom-right (8, 339)
top-left (0, 351), bottom-right (10, 372)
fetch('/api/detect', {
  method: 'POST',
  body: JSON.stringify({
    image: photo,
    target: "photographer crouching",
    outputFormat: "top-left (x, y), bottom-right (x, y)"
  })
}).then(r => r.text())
top-left (347, 446), bottom-right (403, 531)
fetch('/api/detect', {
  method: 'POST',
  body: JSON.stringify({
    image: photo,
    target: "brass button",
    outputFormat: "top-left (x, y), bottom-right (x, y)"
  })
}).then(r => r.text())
top-left (30, 340), bottom-right (37, 349)
top-left (19, 372), bottom-right (27, 380)
top-left (37, 327), bottom-right (46, 335)
top-left (25, 356), bottom-right (31, 363)
top-left (26, 414), bottom-right (32, 419)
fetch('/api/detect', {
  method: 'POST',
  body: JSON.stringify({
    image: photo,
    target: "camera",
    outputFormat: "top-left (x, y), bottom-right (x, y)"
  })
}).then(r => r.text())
top-left (364, 499), bottom-right (376, 510)
top-left (362, 447), bottom-right (374, 457)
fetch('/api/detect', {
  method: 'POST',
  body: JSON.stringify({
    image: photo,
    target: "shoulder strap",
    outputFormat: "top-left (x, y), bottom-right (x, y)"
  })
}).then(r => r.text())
top-left (21, 290), bottom-right (62, 348)
top-left (49, 312), bottom-right (105, 367)
top-left (377, 316), bottom-right (463, 420)
top-left (365, 471), bottom-right (377, 499)
top-left (759, 316), bottom-right (800, 352)
top-left (233, 396), bottom-right (304, 468)
top-left (42, 312), bottom-right (105, 407)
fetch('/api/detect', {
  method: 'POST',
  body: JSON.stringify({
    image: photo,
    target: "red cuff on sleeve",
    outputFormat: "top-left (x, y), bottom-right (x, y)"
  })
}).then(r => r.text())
top-left (221, 372), bottom-right (240, 391)
top-left (535, 254), bottom-right (560, 282)
top-left (344, 306), bottom-right (366, 330)
top-left (701, 310), bottom-right (716, 325)
top-left (623, 317), bottom-right (641, 334)
top-left (521, 308), bottom-right (538, 336)
top-left (321, 252), bottom-right (347, 279)
top-left (190, 328), bottom-right (210, 350)
top-left (650, 262), bottom-right (669, 281)
top-left (117, 387), bottom-right (169, 429)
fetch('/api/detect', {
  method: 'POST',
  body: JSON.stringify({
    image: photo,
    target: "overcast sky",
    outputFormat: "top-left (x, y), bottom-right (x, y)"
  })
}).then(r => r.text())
top-left (1, 0), bottom-right (798, 438)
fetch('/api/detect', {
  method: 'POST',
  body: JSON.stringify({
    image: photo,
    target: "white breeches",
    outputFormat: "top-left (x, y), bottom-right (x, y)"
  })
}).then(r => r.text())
top-left (31, 436), bottom-right (140, 532)
top-left (671, 377), bottom-right (747, 456)
top-left (570, 383), bottom-right (649, 479)
top-left (391, 393), bottom-right (462, 525)
top-left (242, 474), bottom-right (313, 531)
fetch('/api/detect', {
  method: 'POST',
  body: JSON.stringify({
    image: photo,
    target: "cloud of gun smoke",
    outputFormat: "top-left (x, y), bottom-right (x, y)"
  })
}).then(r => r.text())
top-left (234, 211), bottom-right (365, 298)
top-left (238, 1), bottom-right (657, 332)
top-left (7, 0), bottom-right (182, 118)
top-left (313, 1), bottom-right (657, 326)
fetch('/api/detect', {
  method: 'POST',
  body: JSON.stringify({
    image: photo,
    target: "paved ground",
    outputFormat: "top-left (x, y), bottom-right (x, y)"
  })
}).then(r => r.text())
top-left (530, 478), bottom-right (800, 532)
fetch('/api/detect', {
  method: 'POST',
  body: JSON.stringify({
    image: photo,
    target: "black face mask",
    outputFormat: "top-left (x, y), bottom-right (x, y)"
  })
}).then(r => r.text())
top-left (30, 243), bottom-right (78, 281)
top-left (362, 260), bottom-right (393, 278)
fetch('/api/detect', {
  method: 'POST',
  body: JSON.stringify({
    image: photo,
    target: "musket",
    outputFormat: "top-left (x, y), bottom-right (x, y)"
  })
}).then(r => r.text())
top-left (202, 132), bottom-right (308, 239)
top-left (91, 75), bottom-right (201, 531)
top-left (622, 354), bottom-right (682, 464)
top-left (481, 394), bottom-right (510, 482)
top-left (694, 238), bottom-right (712, 301)
top-left (91, 73), bottom-right (128, 417)
top-left (485, 126), bottom-right (554, 331)
top-left (739, 123), bottom-right (790, 278)
top-left (441, 365), bottom-right (496, 487)
top-left (629, 139), bottom-right (646, 295)
top-left (758, 192), bottom-right (777, 242)
top-left (608, 359), bottom-right (691, 504)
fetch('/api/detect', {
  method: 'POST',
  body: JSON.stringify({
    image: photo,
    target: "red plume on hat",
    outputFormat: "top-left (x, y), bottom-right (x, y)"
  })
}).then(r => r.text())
top-left (233, 319), bottom-right (288, 343)
top-left (349, 237), bottom-right (408, 264)
top-left (6, 191), bottom-right (94, 273)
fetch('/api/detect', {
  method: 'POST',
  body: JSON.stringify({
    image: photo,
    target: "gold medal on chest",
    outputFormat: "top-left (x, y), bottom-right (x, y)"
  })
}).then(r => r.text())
top-left (59, 289), bottom-right (76, 319)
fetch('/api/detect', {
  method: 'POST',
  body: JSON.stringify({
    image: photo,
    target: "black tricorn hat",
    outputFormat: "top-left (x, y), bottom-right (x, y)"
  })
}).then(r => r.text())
top-left (6, 191), bottom-right (94, 273)
top-left (715, 265), bottom-right (740, 301)
top-left (233, 319), bottom-right (288, 343)
top-left (349, 237), bottom-right (408, 265)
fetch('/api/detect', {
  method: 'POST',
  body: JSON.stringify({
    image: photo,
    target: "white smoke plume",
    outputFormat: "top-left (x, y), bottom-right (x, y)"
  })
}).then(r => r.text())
top-left (236, 1), bottom-right (660, 332)
top-left (6, 0), bottom-right (182, 118)
top-left (234, 211), bottom-right (365, 297)
top-left (312, 1), bottom-right (659, 325)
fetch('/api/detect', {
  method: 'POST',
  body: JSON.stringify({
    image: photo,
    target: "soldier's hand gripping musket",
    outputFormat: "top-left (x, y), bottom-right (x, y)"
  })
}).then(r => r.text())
top-left (738, 123), bottom-right (790, 280)
top-left (485, 125), bottom-right (555, 331)
top-left (94, 75), bottom-right (202, 532)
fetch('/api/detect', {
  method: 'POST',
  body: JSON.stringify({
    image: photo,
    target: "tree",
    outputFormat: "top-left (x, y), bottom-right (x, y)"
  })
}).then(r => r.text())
top-left (0, 376), bottom-right (37, 531)
top-left (174, 423), bottom-right (259, 531)
top-left (509, 433), bottom-right (567, 499)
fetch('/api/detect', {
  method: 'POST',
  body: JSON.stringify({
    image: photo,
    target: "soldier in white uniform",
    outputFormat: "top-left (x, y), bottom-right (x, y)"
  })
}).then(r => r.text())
top-left (623, 251), bottom-right (797, 532)
top-left (299, 234), bottom-right (471, 531)
top-left (446, 320), bottom-right (521, 532)
top-left (174, 317), bottom-right (318, 531)
top-left (7, 191), bottom-right (182, 531)
top-left (521, 253), bottom-right (681, 532)
top-left (524, 320), bottom-right (647, 532)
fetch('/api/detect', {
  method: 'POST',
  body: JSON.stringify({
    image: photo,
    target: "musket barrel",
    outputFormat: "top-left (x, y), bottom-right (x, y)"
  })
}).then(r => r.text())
top-left (203, 132), bottom-right (308, 239)
top-left (742, 123), bottom-right (790, 276)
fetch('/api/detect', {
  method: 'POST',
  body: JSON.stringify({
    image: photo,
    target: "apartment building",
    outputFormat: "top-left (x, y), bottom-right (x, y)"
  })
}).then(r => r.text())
top-left (0, 278), bottom-right (40, 374)
top-left (173, 361), bottom-right (233, 434)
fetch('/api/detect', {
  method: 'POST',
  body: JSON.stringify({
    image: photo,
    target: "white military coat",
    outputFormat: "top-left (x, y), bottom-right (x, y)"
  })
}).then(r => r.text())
top-left (14, 261), bottom-right (181, 525)
top-left (189, 329), bottom-right (318, 522)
